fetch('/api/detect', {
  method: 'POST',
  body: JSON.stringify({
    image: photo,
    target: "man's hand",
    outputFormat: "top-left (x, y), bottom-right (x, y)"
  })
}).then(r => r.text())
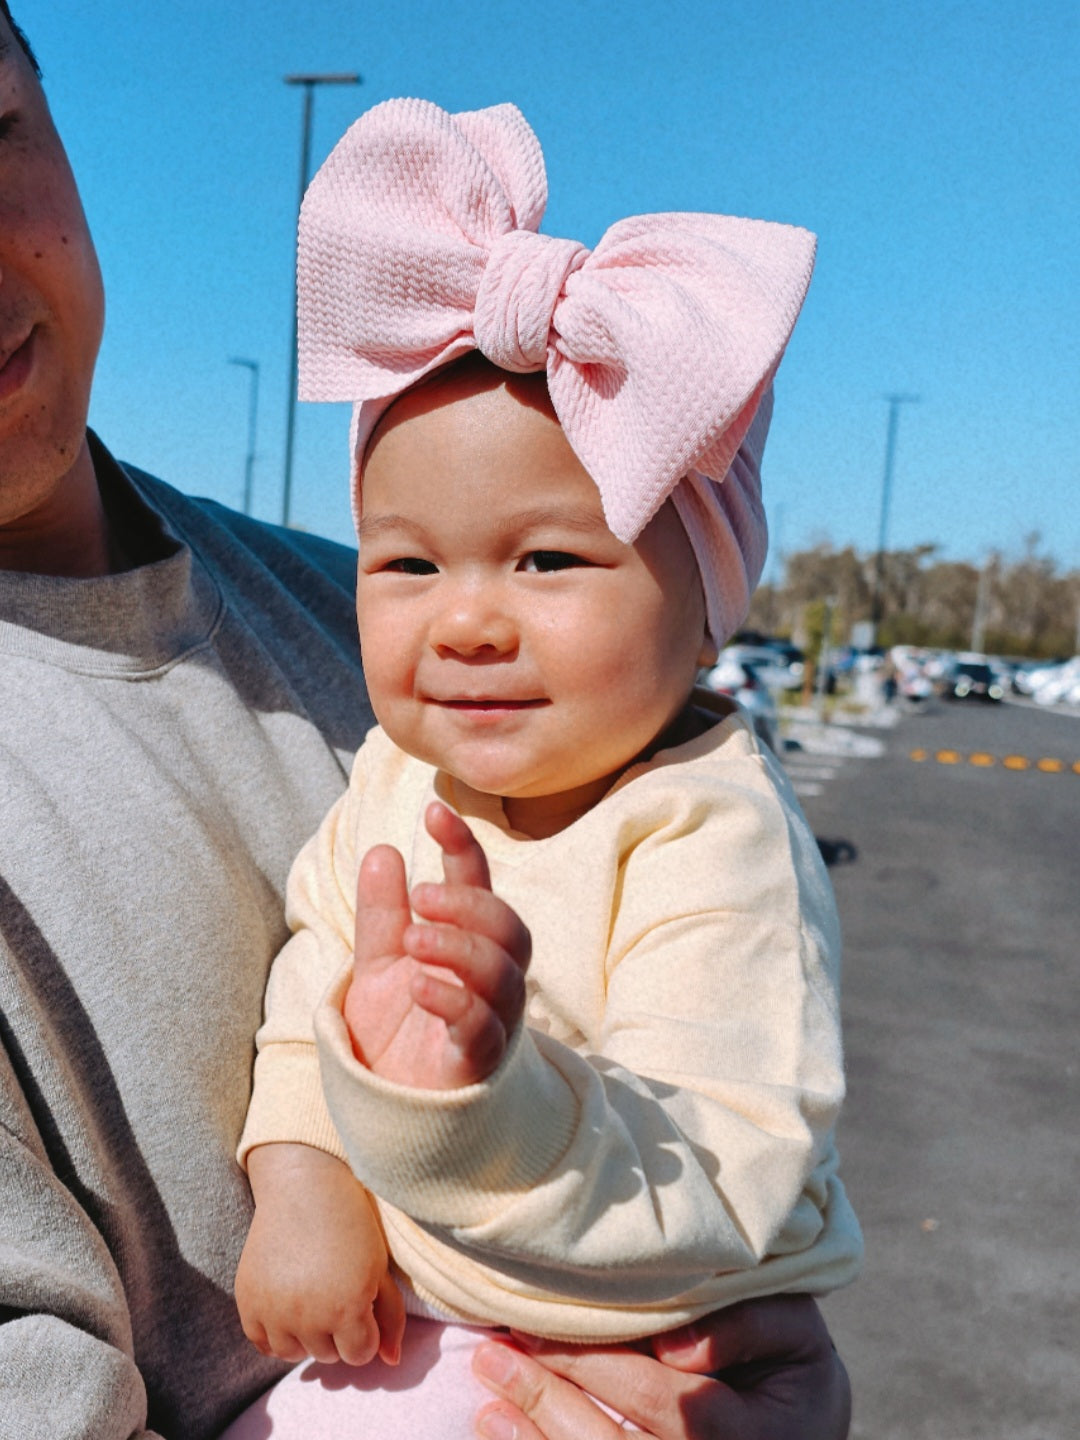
top-left (343, 801), bottom-right (531, 1089)
top-left (471, 1295), bottom-right (850, 1439)
top-left (236, 1143), bottom-right (405, 1367)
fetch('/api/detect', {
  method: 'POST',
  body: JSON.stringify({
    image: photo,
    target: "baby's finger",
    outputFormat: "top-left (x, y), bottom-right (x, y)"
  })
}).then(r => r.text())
top-left (331, 1309), bottom-right (381, 1368)
top-left (410, 881), bottom-right (532, 972)
top-left (373, 1272), bottom-right (406, 1366)
top-left (263, 1326), bottom-right (312, 1365)
top-left (405, 922), bottom-right (526, 1023)
top-left (305, 1328), bottom-right (349, 1367)
top-left (240, 1317), bottom-right (271, 1356)
top-left (410, 973), bottom-right (510, 1079)
top-left (424, 801), bottom-right (491, 889)
top-left (354, 844), bottom-right (411, 971)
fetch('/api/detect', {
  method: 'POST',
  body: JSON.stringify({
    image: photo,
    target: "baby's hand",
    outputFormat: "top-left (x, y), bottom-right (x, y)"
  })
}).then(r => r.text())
top-left (236, 1143), bottom-right (404, 1367)
top-left (344, 801), bottom-right (532, 1088)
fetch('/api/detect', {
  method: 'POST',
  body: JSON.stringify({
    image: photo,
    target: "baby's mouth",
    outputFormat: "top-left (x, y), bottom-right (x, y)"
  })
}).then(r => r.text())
top-left (437, 698), bottom-right (548, 710)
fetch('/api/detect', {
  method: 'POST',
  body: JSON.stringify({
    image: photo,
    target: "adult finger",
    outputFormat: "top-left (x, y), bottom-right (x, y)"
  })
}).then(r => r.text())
top-left (517, 1312), bottom-right (852, 1440)
top-left (645, 1298), bottom-right (852, 1440)
top-left (354, 844), bottom-right (411, 969)
top-left (650, 1294), bottom-right (831, 1374)
top-left (472, 1340), bottom-right (638, 1440)
top-left (425, 800), bottom-right (491, 889)
top-left (505, 1336), bottom-right (735, 1439)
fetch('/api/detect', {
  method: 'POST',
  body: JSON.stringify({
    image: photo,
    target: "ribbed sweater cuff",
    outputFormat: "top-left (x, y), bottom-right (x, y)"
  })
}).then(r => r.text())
top-left (315, 969), bottom-right (578, 1226)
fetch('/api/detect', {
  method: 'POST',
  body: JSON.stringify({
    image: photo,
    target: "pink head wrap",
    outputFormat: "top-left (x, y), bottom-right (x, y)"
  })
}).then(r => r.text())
top-left (298, 97), bottom-right (815, 645)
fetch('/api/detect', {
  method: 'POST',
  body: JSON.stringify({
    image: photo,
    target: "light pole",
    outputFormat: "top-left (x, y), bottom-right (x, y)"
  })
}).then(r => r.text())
top-left (870, 393), bottom-right (920, 638)
top-left (228, 357), bottom-right (260, 516)
top-left (281, 71), bottom-right (361, 528)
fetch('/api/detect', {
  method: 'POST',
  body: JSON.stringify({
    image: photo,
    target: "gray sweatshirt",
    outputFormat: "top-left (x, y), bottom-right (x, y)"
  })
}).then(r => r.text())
top-left (0, 437), bottom-right (371, 1438)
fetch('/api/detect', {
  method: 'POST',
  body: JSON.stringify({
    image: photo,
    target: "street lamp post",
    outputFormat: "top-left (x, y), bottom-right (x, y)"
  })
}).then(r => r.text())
top-left (870, 392), bottom-right (920, 638)
top-left (228, 357), bottom-right (260, 516)
top-left (281, 72), bottom-right (361, 528)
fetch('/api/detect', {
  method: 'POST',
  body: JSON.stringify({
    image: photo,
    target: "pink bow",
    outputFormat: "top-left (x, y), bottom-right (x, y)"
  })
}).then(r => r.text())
top-left (297, 98), bottom-right (816, 548)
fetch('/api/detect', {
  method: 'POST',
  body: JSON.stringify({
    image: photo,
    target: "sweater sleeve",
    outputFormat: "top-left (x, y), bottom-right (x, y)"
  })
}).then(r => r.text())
top-left (314, 757), bottom-right (862, 1335)
top-left (0, 1043), bottom-right (162, 1440)
top-left (237, 753), bottom-right (368, 1166)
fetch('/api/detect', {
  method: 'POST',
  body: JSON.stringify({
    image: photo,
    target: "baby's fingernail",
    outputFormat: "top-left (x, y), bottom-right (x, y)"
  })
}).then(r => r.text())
top-left (473, 1341), bottom-right (518, 1387)
top-left (476, 1405), bottom-right (518, 1440)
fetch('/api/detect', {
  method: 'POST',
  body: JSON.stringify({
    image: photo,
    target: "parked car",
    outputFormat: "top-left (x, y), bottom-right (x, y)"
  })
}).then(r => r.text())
top-left (699, 654), bottom-right (780, 750)
top-left (941, 657), bottom-right (1005, 702)
top-left (1029, 656), bottom-right (1080, 706)
top-left (722, 644), bottom-right (805, 694)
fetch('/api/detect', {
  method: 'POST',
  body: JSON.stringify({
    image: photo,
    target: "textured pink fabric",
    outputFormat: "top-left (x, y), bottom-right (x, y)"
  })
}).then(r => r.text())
top-left (297, 97), bottom-right (815, 643)
top-left (219, 1320), bottom-right (628, 1437)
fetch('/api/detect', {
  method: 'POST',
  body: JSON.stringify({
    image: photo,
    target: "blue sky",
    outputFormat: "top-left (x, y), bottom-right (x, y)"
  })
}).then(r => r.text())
top-left (26, 0), bottom-right (1080, 569)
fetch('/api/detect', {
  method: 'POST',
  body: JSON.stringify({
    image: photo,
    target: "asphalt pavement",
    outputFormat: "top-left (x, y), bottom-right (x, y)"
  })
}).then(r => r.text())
top-left (792, 699), bottom-right (1079, 1440)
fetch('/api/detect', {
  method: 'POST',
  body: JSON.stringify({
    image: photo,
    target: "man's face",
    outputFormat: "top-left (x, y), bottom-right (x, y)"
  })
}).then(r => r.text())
top-left (0, 17), bottom-right (104, 521)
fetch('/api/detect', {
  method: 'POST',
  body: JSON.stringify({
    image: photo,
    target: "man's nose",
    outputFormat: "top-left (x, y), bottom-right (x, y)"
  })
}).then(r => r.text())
top-left (431, 582), bottom-right (518, 658)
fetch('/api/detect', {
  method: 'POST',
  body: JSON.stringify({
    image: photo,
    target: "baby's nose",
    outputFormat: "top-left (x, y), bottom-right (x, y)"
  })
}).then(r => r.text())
top-left (432, 587), bottom-right (518, 658)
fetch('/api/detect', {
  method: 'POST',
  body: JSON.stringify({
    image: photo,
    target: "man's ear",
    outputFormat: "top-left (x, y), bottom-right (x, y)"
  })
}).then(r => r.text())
top-left (698, 634), bottom-right (719, 669)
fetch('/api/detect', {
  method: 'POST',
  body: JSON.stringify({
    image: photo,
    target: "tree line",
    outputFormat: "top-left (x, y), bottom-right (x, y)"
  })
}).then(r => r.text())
top-left (748, 534), bottom-right (1080, 659)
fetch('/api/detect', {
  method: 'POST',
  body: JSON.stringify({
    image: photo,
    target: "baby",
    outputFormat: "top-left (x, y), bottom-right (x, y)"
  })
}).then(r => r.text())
top-left (231, 98), bottom-right (861, 1433)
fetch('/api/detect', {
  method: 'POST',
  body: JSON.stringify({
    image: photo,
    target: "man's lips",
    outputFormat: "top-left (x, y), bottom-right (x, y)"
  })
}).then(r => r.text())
top-left (0, 328), bottom-right (35, 403)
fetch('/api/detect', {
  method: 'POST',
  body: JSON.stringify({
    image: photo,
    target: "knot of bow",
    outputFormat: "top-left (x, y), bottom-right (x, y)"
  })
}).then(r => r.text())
top-left (298, 97), bottom-right (816, 544)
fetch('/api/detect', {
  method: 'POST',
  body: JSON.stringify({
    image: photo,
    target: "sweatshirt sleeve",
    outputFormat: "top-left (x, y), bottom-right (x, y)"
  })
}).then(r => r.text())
top-left (0, 1043), bottom-right (162, 1440)
top-left (237, 752), bottom-right (368, 1166)
top-left (314, 757), bottom-right (861, 1333)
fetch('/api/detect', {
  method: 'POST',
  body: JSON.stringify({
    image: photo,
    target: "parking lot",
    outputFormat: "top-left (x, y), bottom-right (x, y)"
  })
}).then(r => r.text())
top-left (791, 700), bottom-right (1078, 1440)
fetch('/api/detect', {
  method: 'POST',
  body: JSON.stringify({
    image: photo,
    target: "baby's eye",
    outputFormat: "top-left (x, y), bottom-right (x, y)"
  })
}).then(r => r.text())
top-left (385, 557), bottom-right (438, 575)
top-left (520, 550), bottom-right (586, 573)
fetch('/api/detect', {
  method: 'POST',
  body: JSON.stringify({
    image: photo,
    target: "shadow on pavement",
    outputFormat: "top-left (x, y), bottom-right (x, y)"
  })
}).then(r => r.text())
top-left (816, 836), bottom-right (859, 867)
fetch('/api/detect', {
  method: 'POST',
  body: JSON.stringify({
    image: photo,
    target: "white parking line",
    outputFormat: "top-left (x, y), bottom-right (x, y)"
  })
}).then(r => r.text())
top-left (779, 716), bottom-right (887, 800)
top-left (784, 762), bottom-right (843, 781)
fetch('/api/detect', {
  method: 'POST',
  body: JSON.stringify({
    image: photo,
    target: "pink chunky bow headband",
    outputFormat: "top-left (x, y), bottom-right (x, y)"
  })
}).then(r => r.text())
top-left (298, 97), bottom-right (816, 645)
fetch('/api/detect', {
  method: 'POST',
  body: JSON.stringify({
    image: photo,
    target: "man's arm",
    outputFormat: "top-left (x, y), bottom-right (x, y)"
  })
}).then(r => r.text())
top-left (472, 1295), bottom-right (850, 1440)
top-left (0, 1046), bottom-right (160, 1440)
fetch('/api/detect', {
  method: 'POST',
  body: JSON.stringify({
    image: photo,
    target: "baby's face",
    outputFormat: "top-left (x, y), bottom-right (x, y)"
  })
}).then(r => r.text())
top-left (356, 366), bottom-right (710, 837)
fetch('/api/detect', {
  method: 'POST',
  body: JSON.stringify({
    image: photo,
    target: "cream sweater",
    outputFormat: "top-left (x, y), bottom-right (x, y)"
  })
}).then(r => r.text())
top-left (240, 708), bottom-right (861, 1340)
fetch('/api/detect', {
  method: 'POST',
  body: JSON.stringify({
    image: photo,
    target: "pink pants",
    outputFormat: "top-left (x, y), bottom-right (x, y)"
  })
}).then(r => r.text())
top-left (222, 1319), bottom-right (627, 1438)
top-left (221, 1320), bottom-right (501, 1439)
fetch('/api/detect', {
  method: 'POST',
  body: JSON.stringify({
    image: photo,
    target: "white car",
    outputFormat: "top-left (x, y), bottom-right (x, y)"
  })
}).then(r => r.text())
top-left (699, 653), bottom-right (780, 750)
top-left (1030, 656), bottom-right (1080, 705)
top-left (720, 644), bottom-right (804, 694)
